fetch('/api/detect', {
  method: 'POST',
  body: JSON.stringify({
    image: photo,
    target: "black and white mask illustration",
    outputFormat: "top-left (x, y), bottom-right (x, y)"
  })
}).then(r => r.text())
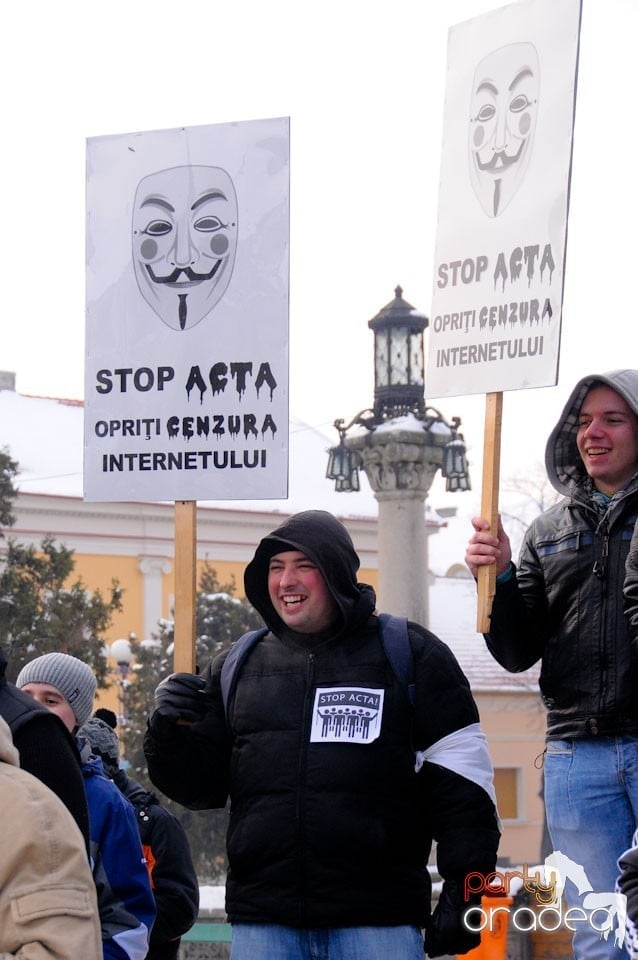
top-left (133, 165), bottom-right (238, 331)
top-left (469, 43), bottom-right (540, 218)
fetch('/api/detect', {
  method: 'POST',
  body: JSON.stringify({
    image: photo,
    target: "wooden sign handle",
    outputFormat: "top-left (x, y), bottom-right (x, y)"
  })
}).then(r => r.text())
top-left (173, 500), bottom-right (197, 674)
top-left (477, 392), bottom-right (503, 633)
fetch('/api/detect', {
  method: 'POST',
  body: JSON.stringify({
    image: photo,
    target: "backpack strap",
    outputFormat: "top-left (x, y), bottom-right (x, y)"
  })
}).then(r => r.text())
top-left (220, 616), bottom-right (415, 718)
top-left (220, 627), bottom-right (268, 718)
top-left (377, 613), bottom-right (415, 706)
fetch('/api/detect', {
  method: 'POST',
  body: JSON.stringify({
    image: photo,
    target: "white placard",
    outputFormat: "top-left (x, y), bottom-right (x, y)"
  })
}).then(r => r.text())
top-left (85, 117), bottom-right (289, 502)
top-left (427, 0), bottom-right (581, 399)
top-left (309, 687), bottom-right (384, 744)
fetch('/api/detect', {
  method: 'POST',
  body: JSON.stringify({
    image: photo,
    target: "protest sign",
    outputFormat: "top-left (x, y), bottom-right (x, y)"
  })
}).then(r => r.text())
top-left (85, 117), bottom-right (290, 503)
top-left (428, 0), bottom-right (581, 400)
top-left (428, 0), bottom-right (581, 628)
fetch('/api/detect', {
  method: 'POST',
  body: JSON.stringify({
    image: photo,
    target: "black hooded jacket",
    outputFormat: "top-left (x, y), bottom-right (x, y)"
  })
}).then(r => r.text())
top-left (624, 507), bottom-right (638, 647)
top-left (112, 769), bottom-right (199, 958)
top-left (145, 510), bottom-right (499, 930)
top-left (243, 509), bottom-right (369, 636)
top-left (487, 369), bottom-right (638, 739)
top-left (0, 647), bottom-right (90, 851)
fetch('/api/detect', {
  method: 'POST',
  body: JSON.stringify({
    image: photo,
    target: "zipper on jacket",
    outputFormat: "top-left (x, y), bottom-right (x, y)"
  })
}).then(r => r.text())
top-left (296, 652), bottom-right (315, 819)
top-left (295, 652), bottom-right (315, 926)
top-left (592, 521), bottom-right (609, 581)
top-left (594, 520), bottom-right (609, 719)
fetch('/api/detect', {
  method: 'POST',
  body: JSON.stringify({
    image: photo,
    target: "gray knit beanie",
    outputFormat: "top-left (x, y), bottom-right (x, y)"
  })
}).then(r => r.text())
top-left (16, 653), bottom-right (97, 728)
top-left (80, 716), bottom-right (120, 778)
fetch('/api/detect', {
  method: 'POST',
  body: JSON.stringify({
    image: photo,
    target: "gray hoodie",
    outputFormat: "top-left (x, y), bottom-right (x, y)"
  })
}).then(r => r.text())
top-left (545, 368), bottom-right (638, 497)
top-left (487, 368), bottom-right (638, 738)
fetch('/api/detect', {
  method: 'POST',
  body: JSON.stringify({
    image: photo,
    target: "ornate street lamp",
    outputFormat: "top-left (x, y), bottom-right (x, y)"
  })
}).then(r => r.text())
top-left (441, 420), bottom-right (471, 493)
top-left (324, 287), bottom-right (471, 626)
top-left (369, 286), bottom-right (427, 421)
top-left (326, 414), bottom-right (374, 492)
top-left (326, 287), bottom-right (470, 493)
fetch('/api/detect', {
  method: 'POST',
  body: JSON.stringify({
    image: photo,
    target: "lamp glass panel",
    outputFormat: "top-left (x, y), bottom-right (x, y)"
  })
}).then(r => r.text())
top-left (375, 331), bottom-right (389, 387)
top-left (409, 330), bottom-right (424, 385)
top-left (390, 329), bottom-right (408, 384)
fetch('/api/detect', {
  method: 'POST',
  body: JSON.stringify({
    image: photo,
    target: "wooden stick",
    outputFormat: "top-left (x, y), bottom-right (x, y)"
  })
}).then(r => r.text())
top-left (173, 500), bottom-right (197, 674)
top-left (477, 392), bottom-right (503, 633)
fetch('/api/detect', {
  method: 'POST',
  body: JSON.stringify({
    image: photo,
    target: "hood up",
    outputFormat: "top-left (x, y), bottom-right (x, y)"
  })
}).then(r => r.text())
top-left (244, 510), bottom-right (375, 635)
top-left (545, 369), bottom-right (638, 498)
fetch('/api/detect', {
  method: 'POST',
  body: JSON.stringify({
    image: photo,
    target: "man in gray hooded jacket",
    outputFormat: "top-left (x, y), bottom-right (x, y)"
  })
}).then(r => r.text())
top-left (145, 509), bottom-right (500, 960)
top-left (466, 369), bottom-right (638, 960)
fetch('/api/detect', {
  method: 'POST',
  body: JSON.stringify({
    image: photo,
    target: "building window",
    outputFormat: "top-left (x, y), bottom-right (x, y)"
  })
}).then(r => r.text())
top-left (494, 767), bottom-right (520, 820)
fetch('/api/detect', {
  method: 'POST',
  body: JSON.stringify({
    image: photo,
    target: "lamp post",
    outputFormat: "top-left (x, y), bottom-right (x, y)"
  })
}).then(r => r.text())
top-left (110, 637), bottom-right (133, 726)
top-left (326, 287), bottom-right (470, 626)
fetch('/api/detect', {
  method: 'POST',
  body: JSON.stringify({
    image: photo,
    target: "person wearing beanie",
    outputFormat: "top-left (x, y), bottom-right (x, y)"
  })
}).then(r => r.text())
top-left (144, 509), bottom-right (500, 960)
top-left (17, 651), bottom-right (97, 731)
top-left (0, 646), bottom-right (91, 852)
top-left (82, 715), bottom-right (121, 778)
top-left (466, 369), bottom-right (638, 960)
top-left (82, 715), bottom-right (199, 960)
top-left (94, 706), bottom-right (119, 729)
top-left (18, 652), bottom-right (156, 960)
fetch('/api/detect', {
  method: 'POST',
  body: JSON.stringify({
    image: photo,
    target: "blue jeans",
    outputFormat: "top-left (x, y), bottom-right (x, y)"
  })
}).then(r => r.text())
top-left (230, 924), bottom-right (424, 960)
top-left (545, 737), bottom-right (638, 959)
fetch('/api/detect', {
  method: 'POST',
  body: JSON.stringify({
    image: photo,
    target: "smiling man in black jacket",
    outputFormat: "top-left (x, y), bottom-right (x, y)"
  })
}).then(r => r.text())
top-left (145, 509), bottom-right (500, 959)
top-left (467, 369), bottom-right (638, 960)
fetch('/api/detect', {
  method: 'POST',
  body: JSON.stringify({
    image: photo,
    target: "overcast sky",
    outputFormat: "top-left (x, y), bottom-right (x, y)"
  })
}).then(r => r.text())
top-left (3, 0), bottom-right (637, 517)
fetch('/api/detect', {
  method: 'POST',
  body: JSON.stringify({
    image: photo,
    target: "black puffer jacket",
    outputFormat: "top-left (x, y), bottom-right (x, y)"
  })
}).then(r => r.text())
top-left (487, 369), bottom-right (638, 739)
top-left (146, 511), bottom-right (499, 930)
top-left (113, 770), bottom-right (199, 959)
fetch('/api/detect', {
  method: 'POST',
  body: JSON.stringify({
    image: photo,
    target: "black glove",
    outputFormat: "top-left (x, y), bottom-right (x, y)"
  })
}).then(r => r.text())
top-left (151, 673), bottom-right (209, 724)
top-left (424, 880), bottom-right (481, 958)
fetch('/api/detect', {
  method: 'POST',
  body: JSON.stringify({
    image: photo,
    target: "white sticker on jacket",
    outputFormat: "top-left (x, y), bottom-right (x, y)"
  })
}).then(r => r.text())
top-left (310, 687), bottom-right (384, 743)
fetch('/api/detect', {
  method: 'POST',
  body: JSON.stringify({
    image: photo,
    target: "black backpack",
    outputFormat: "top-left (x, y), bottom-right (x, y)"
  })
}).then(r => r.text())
top-left (220, 613), bottom-right (415, 719)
